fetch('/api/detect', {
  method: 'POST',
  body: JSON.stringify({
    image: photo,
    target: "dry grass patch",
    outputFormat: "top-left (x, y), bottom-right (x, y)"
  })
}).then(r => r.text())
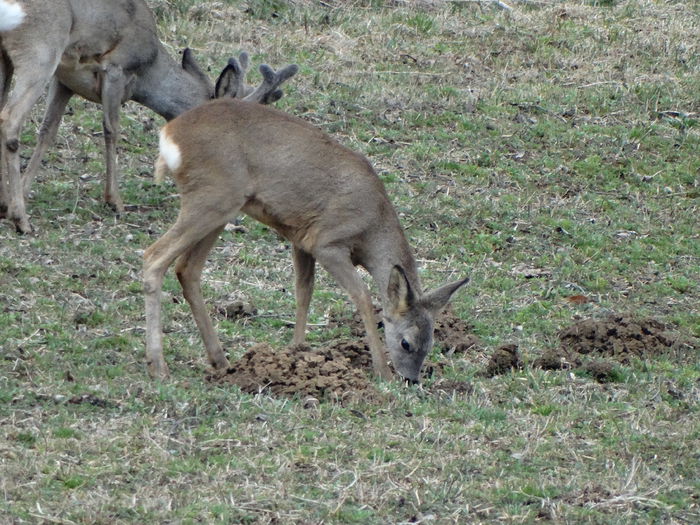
top-left (1, 1), bottom-right (699, 523)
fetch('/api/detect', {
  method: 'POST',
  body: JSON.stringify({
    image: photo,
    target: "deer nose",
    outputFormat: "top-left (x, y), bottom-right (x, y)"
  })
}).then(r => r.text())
top-left (403, 377), bottom-right (420, 386)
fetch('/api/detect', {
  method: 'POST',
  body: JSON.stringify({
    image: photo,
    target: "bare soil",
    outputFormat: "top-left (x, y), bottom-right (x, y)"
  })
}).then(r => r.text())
top-left (483, 344), bottom-right (522, 377)
top-left (209, 342), bottom-right (383, 403)
top-left (211, 312), bottom-right (681, 399)
top-left (534, 314), bottom-right (677, 371)
top-left (433, 306), bottom-right (482, 356)
top-left (210, 307), bottom-right (480, 399)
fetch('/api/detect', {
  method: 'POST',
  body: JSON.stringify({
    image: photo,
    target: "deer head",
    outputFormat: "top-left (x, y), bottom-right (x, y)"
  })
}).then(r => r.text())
top-left (384, 266), bottom-right (468, 383)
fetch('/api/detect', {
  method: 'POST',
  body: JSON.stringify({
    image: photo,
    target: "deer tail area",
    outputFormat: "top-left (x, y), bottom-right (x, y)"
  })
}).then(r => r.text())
top-left (154, 127), bottom-right (182, 184)
top-left (0, 0), bottom-right (26, 32)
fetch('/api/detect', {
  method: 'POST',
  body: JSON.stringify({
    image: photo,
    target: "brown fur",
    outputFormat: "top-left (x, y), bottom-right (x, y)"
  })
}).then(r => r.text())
top-left (144, 99), bottom-right (468, 382)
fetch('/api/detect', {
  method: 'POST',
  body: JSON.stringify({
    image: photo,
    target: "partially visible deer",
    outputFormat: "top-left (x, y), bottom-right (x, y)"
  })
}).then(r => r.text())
top-left (144, 98), bottom-right (469, 383)
top-left (0, 0), bottom-right (297, 233)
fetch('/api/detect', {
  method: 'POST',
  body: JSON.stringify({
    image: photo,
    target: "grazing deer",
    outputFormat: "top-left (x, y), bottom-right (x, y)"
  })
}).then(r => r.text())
top-left (0, 0), bottom-right (297, 234)
top-left (144, 98), bottom-right (469, 383)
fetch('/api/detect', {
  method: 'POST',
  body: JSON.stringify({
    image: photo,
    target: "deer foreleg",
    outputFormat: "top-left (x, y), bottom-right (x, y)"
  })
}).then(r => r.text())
top-left (316, 247), bottom-right (393, 380)
top-left (292, 246), bottom-right (316, 344)
top-left (100, 64), bottom-right (127, 213)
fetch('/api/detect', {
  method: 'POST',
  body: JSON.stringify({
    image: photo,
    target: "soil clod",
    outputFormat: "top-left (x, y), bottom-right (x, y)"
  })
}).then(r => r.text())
top-left (580, 361), bottom-right (620, 383)
top-left (210, 342), bottom-right (382, 403)
top-left (536, 314), bottom-right (676, 371)
top-left (484, 344), bottom-right (522, 376)
top-left (433, 306), bottom-right (481, 355)
top-left (217, 300), bottom-right (257, 319)
top-left (558, 314), bottom-right (674, 363)
top-left (429, 379), bottom-right (473, 396)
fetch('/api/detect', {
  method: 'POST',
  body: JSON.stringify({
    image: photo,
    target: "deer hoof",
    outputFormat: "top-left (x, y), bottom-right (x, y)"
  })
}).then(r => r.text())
top-left (105, 198), bottom-right (125, 215)
top-left (13, 216), bottom-right (33, 235)
top-left (147, 360), bottom-right (170, 380)
top-left (210, 356), bottom-right (231, 371)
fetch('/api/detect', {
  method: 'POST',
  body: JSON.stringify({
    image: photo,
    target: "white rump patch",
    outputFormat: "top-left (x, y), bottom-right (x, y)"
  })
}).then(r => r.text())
top-left (0, 1), bottom-right (26, 32)
top-left (158, 128), bottom-right (182, 172)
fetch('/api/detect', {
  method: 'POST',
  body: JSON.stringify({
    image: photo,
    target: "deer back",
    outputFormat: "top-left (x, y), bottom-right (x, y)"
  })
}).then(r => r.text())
top-left (162, 99), bottom-right (403, 257)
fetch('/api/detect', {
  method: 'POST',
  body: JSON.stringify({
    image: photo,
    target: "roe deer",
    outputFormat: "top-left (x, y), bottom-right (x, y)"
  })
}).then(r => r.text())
top-left (144, 98), bottom-right (468, 383)
top-left (0, 0), bottom-right (297, 234)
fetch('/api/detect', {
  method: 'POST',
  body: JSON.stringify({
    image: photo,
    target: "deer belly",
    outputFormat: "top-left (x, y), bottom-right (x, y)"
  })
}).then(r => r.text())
top-left (242, 199), bottom-right (319, 253)
top-left (56, 64), bottom-right (102, 103)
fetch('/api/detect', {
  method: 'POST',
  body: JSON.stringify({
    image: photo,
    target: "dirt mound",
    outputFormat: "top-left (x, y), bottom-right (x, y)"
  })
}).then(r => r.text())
top-left (534, 348), bottom-right (575, 371)
top-left (210, 307), bottom-right (480, 402)
top-left (578, 361), bottom-right (622, 383)
top-left (484, 344), bottom-right (522, 377)
top-left (212, 338), bottom-right (479, 400)
top-left (326, 307), bottom-right (381, 339)
top-left (326, 339), bottom-right (373, 370)
top-left (560, 314), bottom-right (673, 361)
top-left (433, 306), bottom-right (482, 355)
top-left (535, 314), bottom-right (675, 371)
top-left (210, 342), bottom-right (382, 403)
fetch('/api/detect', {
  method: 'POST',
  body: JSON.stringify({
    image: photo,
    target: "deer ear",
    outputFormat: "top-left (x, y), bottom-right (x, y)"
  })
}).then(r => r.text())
top-left (214, 52), bottom-right (256, 99)
top-left (421, 277), bottom-right (469, 315)
top-left (181, 48), bottom-right (213, 93)
top-left (386, 266), bottom-right (415, 317)
top-left (214, 60), bottom-right (240, 98)
top-left (182, 48), bottom-right (201, 73)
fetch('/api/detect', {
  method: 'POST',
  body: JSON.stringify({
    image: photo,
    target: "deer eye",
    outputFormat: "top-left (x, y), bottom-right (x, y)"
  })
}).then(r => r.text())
top-left (401, 338), bottom-right (411, 352)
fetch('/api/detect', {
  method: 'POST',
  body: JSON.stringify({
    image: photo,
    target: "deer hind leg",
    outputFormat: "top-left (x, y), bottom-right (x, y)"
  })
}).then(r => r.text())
top-left (315, 247), bottom-right (393, 380)
top-left (0, 51), bottom-right (62, 232)
top-left (0, 52), bottom-right (9, 106)
top-left (175, 226), bottom-right (230, 371)
top-left (23, 79), bottom-right (74, 197)
top-left (143, 193), bottom-right (243, 378)
top-left (0, 52), bottom-right (10, 218)
top-left (292, 246), bottom-right (316, 344)
top-left (143, 226), bottom-right (194, 379)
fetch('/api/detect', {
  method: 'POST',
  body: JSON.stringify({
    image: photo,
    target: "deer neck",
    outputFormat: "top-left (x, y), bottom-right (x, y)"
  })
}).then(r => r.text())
top-left (366, 227), bottom-right (423, 307)
top-left (132, 51), bottom-right (210, 121)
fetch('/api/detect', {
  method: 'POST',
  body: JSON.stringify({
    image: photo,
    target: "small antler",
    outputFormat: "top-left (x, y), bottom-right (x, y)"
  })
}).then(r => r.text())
top-left (243, 63), bottom-right (299, 104)
top-left (214, 51), bottom-right (298, 104)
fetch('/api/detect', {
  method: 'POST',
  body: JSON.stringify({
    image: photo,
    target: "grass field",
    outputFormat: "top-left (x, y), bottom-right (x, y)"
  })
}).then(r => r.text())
top-left (1, 0), bottom-right (698, 523)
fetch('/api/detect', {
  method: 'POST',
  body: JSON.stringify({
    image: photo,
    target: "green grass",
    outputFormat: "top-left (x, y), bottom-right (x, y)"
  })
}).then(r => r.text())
top-left (1, 0), bottom-right (699, 523)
